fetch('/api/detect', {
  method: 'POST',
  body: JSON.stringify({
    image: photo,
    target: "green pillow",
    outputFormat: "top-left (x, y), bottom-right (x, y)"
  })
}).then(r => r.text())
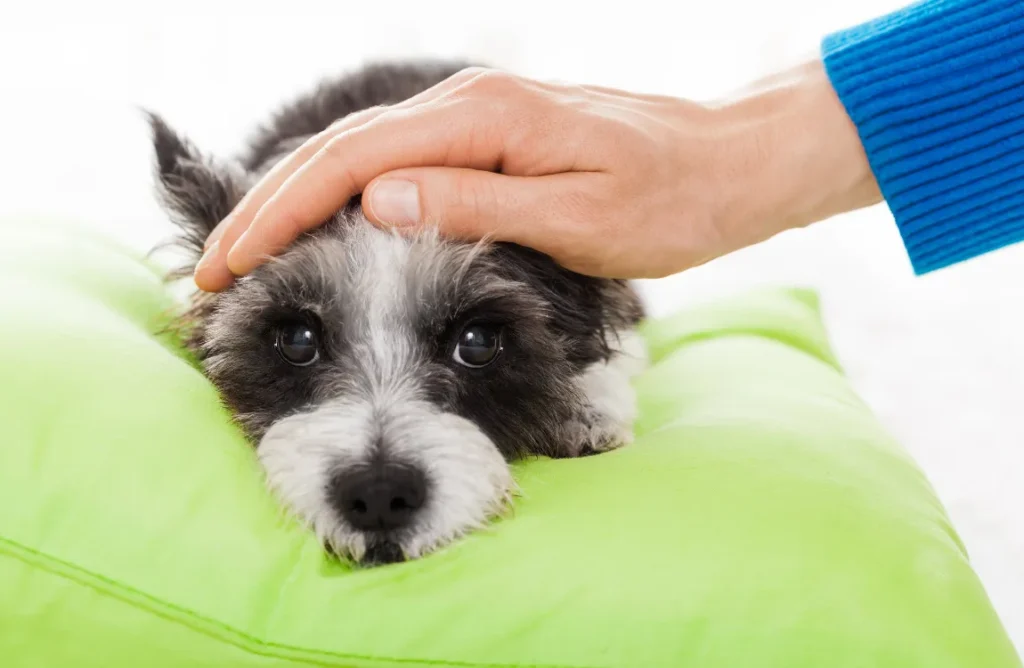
top-left (0, 218), bottom-right (1019, 668)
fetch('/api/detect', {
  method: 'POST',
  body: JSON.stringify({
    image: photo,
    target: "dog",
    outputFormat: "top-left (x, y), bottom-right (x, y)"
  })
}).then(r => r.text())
top-left (146, 60), bottom-right (648, 566)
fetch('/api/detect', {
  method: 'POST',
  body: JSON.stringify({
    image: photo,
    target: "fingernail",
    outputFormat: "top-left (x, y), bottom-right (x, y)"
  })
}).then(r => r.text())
top-left (195, 240), bottom-right (220, 275)
top-left (225, 231), bottom-right (250, 273)
top-left (369, 180), bottom-right (421, 226)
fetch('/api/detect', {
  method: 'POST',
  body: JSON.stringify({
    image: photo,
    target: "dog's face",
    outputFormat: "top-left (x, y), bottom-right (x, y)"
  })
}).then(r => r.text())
top-left (148, 113), bottom-right (645, 566)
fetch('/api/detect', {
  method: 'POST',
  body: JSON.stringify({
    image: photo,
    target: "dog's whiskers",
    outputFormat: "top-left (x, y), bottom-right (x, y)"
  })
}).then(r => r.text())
top-left (146, 59), bottom-right (646, 567)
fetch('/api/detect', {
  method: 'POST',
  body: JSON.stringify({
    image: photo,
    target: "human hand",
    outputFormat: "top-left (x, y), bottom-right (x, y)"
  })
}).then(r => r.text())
top-left (194, 60), bottom-right (880, 291)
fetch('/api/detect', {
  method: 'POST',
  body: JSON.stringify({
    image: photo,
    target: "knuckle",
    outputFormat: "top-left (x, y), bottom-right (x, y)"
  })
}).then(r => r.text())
top-left (322, 133), bottom-right (349, 160)
top-left (450, 70), bottom-right (549, 134)
top-left (457, 174), bottom-right (496, 224)
top-left (451, 66), bottom-right (488, 84)
top-left (466, 68), bottom-right (520, 95)
top-left (279, 214), bottom-right (305, 245)
top-left (318, 137), bottom-right (361, 191)
top-left (325, 116), bottom-right (349, 133)
top-left (326, 105), bottom-right (382, 132)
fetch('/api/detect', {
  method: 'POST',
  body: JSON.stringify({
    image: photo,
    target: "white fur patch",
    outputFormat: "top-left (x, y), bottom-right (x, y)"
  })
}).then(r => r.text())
top-left (258, 396), bottom-right (514, 562)
top-left (563, 327), bottom-right (648, 454)
top-left (255, 223), bottom-right (644, 561)
top-left (258, 225), bottom-right (515, 562)
top-left (384, 405), bottom-right (516, 559)
top-left (258, 400), bottom-right (377, 561)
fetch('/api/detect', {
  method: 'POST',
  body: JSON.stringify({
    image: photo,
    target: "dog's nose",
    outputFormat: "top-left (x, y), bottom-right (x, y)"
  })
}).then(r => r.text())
top-left (329, 463), bottom-right (427, 532)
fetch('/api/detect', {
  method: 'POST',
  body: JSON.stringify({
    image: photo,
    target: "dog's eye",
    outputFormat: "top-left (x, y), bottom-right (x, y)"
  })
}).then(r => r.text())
top-left (275, 322), bottom-right (320, 366)
top-left (453, 324), bottom-right (503, 368)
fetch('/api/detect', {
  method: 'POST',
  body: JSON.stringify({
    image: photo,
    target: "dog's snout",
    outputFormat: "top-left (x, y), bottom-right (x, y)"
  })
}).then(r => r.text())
top-left (330, 463), bottom-right (427, 532)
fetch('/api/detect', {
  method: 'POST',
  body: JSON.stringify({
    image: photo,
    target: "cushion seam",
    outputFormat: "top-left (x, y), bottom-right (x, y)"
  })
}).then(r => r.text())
top-left (647, 329), bottom-right (843, 373)
top-left (0, 536), bottom-right (603, 668)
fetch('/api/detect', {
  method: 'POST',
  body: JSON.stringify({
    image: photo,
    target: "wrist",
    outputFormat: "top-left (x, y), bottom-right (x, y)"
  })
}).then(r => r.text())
top-left (710, 59), bottom-right (881, 249)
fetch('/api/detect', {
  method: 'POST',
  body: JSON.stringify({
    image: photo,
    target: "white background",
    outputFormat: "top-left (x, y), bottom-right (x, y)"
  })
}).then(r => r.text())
top-left (2, 0), bottom-right (1021, 651)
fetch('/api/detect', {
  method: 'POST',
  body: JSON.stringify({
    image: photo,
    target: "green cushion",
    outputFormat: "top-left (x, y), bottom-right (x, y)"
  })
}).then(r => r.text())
top-left (0, 218), bottom-right (1019, 668)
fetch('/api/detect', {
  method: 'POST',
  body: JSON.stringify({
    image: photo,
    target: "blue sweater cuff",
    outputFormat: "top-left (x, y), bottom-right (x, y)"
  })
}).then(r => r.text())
top-left (822, 0), bottom-right (1024, 274)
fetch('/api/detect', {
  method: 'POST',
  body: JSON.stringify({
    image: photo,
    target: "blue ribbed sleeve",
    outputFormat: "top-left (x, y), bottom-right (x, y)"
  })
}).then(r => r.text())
top-left (822, 0), bottom-right (1024, 274)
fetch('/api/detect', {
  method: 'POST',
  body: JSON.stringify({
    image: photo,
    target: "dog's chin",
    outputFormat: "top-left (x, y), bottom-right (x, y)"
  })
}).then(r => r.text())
top-left (323, 533), bottom-right (448, 568)
top-left (322, 536), bottom-right (404, 567)
top-left (361, 539), bottom-right (406, 566)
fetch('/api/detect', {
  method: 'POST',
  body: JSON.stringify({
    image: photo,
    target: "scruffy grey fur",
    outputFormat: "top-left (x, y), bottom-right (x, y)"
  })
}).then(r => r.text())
top-left (147, 60), bottom-right (647, 566)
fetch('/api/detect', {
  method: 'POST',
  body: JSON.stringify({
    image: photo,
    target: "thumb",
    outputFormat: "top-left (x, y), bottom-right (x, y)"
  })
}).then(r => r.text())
top-left (363, 167), bottom-right (589, 252)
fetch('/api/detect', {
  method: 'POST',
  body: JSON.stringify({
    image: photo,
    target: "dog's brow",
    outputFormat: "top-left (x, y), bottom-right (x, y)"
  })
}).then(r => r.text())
top-left (452, 238), bottom-right (492, 292)
top-left (149, 58), bottom-right (647, 566)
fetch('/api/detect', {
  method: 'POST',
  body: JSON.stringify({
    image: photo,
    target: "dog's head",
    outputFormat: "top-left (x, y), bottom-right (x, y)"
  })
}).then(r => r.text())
top-left (148, 114), bottom-right (646, 566)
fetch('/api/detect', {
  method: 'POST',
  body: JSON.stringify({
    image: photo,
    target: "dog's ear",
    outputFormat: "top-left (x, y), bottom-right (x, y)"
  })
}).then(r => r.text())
top-left (145, 111), bottom-right (248, 263)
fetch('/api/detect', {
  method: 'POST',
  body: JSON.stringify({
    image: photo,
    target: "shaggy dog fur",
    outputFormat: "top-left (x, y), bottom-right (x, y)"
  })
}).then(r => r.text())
top-left (147, 60), bottom-right (647, 566)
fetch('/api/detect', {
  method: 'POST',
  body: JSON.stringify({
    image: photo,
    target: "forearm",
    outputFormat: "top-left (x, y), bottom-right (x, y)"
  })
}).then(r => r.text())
top-left (710, 60), bottom-right (882, 250)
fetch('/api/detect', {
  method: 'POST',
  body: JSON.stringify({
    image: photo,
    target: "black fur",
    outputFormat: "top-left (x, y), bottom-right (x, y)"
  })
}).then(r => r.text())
top-left (148, 58), bottom-right (645, 453)
top-left (239, 60), bottom-right (476, 171)
top-left (146, 59), bottom-right (646, 562)
top-left (146, 112), bottom-right (246, 264)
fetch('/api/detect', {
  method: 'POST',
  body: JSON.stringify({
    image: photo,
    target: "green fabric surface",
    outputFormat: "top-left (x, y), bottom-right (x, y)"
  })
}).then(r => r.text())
top-left (0, 218), bottom-right (1019, 668)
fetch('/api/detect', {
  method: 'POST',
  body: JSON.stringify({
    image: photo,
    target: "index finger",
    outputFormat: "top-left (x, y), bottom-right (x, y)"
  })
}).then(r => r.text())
top-left (223, 96), bottom-right (508, 277)
top-left (205, 68), bottom-right (491, 252)
top-left (194, 67), bottom-right (490, 291)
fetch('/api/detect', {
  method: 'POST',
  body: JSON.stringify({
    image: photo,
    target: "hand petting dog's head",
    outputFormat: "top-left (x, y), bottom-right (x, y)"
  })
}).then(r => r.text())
top-left (146, 61), bottom-right (646, 566)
